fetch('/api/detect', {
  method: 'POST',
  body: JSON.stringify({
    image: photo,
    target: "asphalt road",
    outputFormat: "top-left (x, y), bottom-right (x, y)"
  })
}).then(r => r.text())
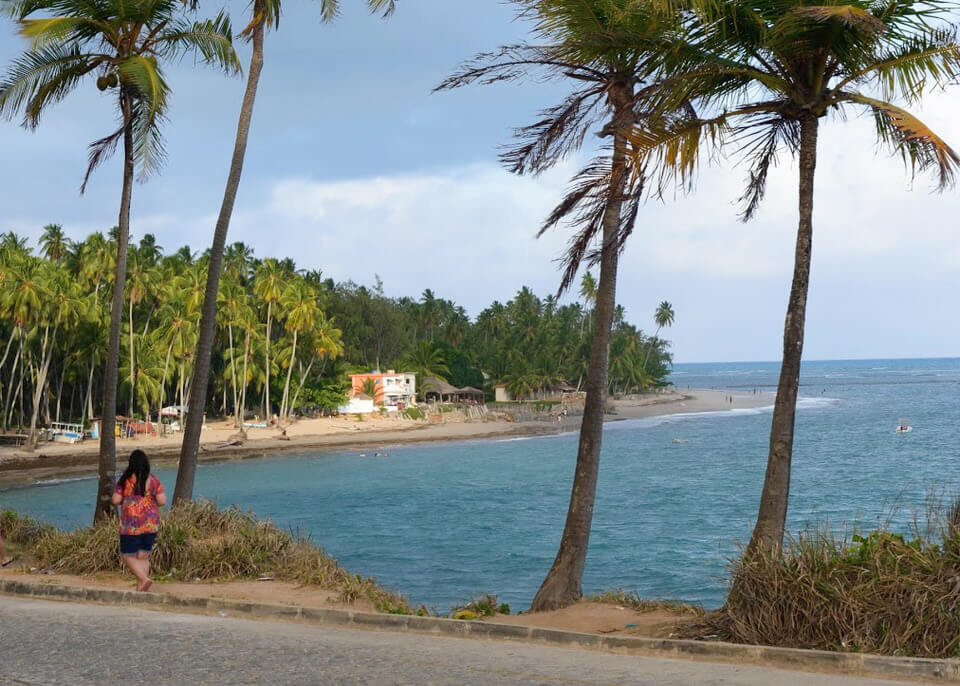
top-left (0, 596), bottom-right (914, 685)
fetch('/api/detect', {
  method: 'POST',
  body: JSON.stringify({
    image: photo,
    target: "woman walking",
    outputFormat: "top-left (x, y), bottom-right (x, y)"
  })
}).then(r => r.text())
top-left (112, 450), bottom-right (166, 591)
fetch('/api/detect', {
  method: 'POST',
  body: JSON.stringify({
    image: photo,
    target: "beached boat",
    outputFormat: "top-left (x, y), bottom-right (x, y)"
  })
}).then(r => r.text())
top-left (895, 418), bottom-right (912, 434)
top-left (49, 421), bottom-right (84, 443)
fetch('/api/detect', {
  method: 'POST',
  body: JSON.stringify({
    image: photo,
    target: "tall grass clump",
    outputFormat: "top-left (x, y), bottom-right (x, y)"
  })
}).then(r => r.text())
top-left (10, 501), bottom-right (417, 614)
top-left (692, 502), bottom-right (960, 658)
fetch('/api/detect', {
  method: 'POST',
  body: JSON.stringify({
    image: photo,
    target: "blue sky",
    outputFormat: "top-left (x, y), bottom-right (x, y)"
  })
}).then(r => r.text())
top-left (1, 1), bottom-right (959, 364)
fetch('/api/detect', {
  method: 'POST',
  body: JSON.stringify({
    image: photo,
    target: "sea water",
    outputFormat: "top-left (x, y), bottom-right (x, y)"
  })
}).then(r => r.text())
top-left (2, 358), bottom-right (959, 611)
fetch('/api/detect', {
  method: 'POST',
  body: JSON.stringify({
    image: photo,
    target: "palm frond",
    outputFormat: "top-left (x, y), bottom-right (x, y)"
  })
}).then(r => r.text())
top-left (156, 12), bottom-right (240, 73)
top-left (81, 118), bottom-right (123, 194)
top-left (732, 113), bottom-right (800, 220)
top-left (0, 43), bottom-right (94, 126)
top-left (843, 90), bottom-right (959, 190)
top-left (537, 152), bottom-right (645, 295)
top-left (117, 54), bottom-right (169, 126)
top-left (500, 86), bottom-right (606, 174)
top-left (834, 28), bottom-right (960, 101)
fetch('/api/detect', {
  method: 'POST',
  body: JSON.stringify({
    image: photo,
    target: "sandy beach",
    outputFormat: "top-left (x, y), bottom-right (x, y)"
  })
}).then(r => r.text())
top-left (0, 389), bottom-right (773, 487)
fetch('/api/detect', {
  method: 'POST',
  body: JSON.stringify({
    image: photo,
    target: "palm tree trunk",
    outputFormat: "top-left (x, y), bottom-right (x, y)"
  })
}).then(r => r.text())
top-left (55, 365), bottom-right (65, 423)
top-left (531, 108), bottom-right (630, 612)
top-left (280, 329), bottom-right (298, 425)
top-left (227, 322), bottom-right (239, 427)
top-left (174, 11), bottom-right (266, 505)
top-left (26, 326), bottom-right (52, 451)
top-left (290, 355), bottom-right (317, 416)
top-left (128, 296), bottom-right (136, 418)
top-left (641, 326), bottom-right (662, 373)
top-left (748, 115), bottom-right (819, 554)
top-left (263, 301), bottom-right (272, 421)
top-left (95, 93), bottom-right (135, 524)
top-left (3, 332), bottom-right (22, 432)
top-left (82, 352), bottom-right (95, 430)
top-left (238, 330), bottom-right (250, 430)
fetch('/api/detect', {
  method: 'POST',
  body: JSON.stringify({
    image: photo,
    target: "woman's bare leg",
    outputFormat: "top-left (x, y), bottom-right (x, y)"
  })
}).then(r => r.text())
top-left (122, 554), bottom-right (149, 589)
top-left (135, 550), bottom-right (152, 592)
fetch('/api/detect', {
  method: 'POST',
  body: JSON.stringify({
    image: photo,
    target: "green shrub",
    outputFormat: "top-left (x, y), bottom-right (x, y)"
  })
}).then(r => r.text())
top-left (13, 501), bottom-right (417, 614)
top-left (685, 517), bottom-right (960, 657)
top-left (448, 593), bottom-right (505, 619)
top-left (400, 407), bottom-right (425, 420)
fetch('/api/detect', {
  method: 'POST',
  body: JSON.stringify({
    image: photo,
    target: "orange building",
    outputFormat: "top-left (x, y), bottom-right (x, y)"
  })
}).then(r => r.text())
top-left (349, 371), bottom-right (417, 408)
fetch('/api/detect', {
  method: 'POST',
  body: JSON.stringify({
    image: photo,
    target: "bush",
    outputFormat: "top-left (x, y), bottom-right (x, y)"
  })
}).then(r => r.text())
top-left (687, 516), bottom-right (960, 657)
top-left (9, 501), bottom-right (421, 615)
top-left (448, 593), bottom-right (508, 619)
top-left (400, 407), bottom-right (425, 420)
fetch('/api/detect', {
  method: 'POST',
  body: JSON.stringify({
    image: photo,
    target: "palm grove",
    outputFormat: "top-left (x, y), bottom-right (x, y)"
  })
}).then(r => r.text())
top-left (1, 0), bottom-right (957, 615)
top-left (0, 228), bottom-right (674, 443)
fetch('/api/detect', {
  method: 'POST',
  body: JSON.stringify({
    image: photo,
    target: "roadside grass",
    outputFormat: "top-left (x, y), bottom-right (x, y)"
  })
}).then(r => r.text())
top-left (1, 501), bottom-right (422, 615)
top-left (586, 590), bottom-right (705, 616)
top-left (681, 501), bottom-right (960, 658)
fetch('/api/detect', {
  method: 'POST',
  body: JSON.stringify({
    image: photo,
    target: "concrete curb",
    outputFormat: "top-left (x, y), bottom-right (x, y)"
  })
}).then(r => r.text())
top-left (2, 577), bottom-right (957, 683)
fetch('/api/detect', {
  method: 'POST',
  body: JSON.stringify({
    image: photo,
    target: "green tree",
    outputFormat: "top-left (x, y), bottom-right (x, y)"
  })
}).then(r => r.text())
top-left (438, 0), bottom-right (681, 611)
top-left (636, 0), bottom-right (959, 551)
top-left (0, 0), bottom-right (239, 522)
top-left (399, 341), bottom-right (450, 399)
top-left (642, 300), bottom-right (674, 372)
top-left (175, 0), bottom-right (397, 503)
top-left (39, 224), bottom-right (68, 262)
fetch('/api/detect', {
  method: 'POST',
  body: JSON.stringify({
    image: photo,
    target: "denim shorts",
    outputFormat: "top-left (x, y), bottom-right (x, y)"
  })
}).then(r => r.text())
top-left (119, 533), bottom-right (157, 556)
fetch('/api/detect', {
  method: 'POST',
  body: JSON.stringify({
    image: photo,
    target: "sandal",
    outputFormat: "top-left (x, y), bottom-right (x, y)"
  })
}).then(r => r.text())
top-left (1, 557), bottom-right (15, 568)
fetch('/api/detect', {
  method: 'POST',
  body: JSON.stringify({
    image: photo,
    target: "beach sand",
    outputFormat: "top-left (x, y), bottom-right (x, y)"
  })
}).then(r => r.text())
top-left (0, 389), bottom-right (773, 487)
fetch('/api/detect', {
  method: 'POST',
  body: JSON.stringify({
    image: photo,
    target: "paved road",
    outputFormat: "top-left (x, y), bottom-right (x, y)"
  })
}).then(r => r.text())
top-left (0, 596), bottom-right (914, 685)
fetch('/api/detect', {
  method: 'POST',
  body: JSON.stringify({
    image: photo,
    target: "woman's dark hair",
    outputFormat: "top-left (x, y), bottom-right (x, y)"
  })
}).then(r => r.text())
top-left (118, 450), bottom-right (150, 497)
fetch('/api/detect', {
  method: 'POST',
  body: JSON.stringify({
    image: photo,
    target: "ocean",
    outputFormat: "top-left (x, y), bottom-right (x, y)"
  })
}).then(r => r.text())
top-left (2, 358), bottom-right (958, 612)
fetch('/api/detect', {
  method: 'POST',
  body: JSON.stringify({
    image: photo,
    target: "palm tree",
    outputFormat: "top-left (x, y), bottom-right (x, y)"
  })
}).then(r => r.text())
top-left (125, 252), bottom-right (154, 417)
top-left (438, 0), bottom-right (682, 611)
top-left (39, 224), bottom-right (69, 262)
top-left (251, 258), bottom-right (284, 422)
top-left (278, 279), bottom-right (320, 424)
top-left (174, 0), bottom-right (397, 504)
top-left (0, 0), bottom-right (239, 522)
top-left (642, 300), bottom-right (674, 372)
top-left (634, 0), bottom-right (960, 551)
top-left (399, 340), bottom-right (450, 398)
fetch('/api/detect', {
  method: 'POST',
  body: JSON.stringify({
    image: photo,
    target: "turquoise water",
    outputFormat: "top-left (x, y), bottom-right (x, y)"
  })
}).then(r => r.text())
top-left (3, 358), bottom-right (959, 611)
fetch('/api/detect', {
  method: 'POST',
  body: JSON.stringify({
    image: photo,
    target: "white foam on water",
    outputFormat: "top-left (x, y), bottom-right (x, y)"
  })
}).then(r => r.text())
top-left (605, 395), bottom-right (841, 432)
top-left (31, 475), bottom-right (97, 487)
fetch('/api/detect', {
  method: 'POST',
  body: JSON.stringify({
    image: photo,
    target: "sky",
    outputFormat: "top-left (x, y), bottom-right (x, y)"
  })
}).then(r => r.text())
top-left (1, 1), bottom-right (960, 364)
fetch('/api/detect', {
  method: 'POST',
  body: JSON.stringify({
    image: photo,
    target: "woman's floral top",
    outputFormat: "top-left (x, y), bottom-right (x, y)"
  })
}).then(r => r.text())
top-left (114, 475), bottom-right (164, 535)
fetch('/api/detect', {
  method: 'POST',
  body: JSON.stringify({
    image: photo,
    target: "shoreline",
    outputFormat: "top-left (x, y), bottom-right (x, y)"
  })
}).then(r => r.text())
top-left (0, 389), bottom-right (774, 488)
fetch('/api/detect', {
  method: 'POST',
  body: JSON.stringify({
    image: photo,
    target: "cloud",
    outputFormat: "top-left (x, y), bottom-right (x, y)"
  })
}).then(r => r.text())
top-left (224, 162), bottom-right (581, 309)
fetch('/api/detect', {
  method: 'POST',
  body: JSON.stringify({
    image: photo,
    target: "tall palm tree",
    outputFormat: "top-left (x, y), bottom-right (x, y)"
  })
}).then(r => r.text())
top-left (642, 299), bottom-right (673, 372)
top-left (174, 0), bottom-right (397, 504)
top-left (634, 0), bottom-right (960, 551)
top-left (438, 0), bottom-right (682, 611)
top-left (278, 279), bottom-right (320, 424)
top-left (399, 340), bottom-right (450, 398)
top-left (125, 251), bottom-right (154, 417)
top-left (0, 0), bottom-right (239, 522)
top-left (39, 224), bottom-right (69, 262)
top-left (251, 258), bottom-right (283, 420)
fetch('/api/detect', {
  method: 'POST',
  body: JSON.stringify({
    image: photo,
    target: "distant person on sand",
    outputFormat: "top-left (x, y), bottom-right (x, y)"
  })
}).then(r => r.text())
top-left (112, 450), bottom-right (166, 592)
